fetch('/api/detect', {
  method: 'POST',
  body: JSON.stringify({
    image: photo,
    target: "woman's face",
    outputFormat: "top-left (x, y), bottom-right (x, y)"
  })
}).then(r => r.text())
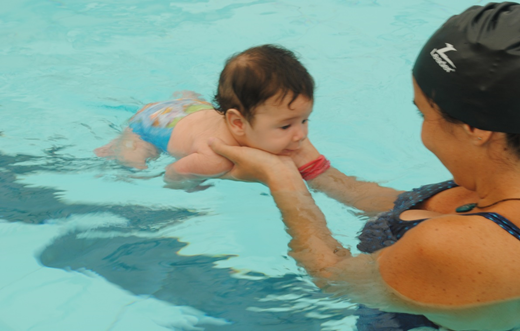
top-left (413, 78), bottom-right (468, 183)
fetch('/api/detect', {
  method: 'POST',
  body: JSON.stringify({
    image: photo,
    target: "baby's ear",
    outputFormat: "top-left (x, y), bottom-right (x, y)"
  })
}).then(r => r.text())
top-left (225, 109), bottom-right (247, 135)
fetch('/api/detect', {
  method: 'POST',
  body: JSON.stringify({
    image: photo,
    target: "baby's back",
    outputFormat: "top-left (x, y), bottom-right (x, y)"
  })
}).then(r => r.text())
top-left (168, 108), bottom-right (235, 157)
top-left (164, 107), bottom-right (237, 181)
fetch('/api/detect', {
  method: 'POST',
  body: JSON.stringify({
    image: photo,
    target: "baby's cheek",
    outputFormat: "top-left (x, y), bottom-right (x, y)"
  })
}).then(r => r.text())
top-left (265, 143), bottom-right (285, 155)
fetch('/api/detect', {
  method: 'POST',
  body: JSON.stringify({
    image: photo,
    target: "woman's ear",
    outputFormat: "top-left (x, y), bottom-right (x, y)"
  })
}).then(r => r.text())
top-left (462, 124), bottom-right (493, 145)
top-left (225, 109), bottom-right (247, 136)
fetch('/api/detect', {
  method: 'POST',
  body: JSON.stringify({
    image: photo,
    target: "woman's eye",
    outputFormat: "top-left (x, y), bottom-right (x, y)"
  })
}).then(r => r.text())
top-left (416, 109), bottom-right (424, 118)
top-left (281, 124), bottom-right (291, 130)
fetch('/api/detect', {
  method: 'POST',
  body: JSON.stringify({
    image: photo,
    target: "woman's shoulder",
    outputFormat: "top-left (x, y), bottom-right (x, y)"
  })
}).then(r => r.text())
top-left (377, 213), bottom-right (520, 306)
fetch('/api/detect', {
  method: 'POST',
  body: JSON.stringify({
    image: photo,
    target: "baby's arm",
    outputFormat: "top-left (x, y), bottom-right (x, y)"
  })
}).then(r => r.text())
top-left (164, 152), bottom-right (233, 190)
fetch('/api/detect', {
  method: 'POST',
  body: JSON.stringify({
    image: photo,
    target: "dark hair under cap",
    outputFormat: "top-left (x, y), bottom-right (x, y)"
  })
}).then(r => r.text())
top-left (413, 2), bottom-right (520, 134)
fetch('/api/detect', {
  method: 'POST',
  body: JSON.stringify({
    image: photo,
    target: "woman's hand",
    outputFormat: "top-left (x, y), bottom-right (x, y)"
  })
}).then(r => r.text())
top-left (209, 138), bottom-right (306, 191)
top-left (289, 138), bottom-right (321, 168)
top-left (208, 138), bottom-right (286, 183)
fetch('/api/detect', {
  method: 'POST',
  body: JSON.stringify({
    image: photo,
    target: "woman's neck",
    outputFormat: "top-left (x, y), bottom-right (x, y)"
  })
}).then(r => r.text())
top-left (470, 158), bottom-right (520, 205)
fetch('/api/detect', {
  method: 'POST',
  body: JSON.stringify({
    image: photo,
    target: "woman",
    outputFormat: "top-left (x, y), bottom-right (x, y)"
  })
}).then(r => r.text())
top-left (209, 2), bottom-right (520, 331)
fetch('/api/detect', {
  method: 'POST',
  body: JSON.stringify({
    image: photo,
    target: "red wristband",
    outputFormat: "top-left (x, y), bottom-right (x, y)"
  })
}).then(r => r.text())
top-left (298, 155), bottom-right (331, 181)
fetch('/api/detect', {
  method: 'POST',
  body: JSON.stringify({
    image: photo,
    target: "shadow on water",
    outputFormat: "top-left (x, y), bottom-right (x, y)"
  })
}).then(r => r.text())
top-left (0, 152), bottom-right (356, 330)
top-left (40, 234), bottom-right (355, 330)
top-left (0, 153), bottom-right (197, 227)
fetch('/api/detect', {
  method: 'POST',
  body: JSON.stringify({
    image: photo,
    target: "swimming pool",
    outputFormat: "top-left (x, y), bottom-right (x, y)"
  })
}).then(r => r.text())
top-left (0, 0), bottom-right (484, 330)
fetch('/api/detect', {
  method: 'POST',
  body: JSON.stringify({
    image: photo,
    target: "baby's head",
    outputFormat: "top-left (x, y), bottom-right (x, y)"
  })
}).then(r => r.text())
top-left (214, 44), bottom-right (315, 155)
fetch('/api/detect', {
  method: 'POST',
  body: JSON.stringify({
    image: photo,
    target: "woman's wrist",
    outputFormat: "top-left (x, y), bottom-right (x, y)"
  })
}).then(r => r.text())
top-left (266, 160), bottom-right (308, 192)
top-left (291, 139), bottom-right (321, 168)
top-left (298, 155), bottom-right (331, 181)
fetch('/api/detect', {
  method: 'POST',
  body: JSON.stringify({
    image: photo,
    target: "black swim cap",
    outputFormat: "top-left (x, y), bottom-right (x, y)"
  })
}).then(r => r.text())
top-left (413, 2), bottom-right (520, 133)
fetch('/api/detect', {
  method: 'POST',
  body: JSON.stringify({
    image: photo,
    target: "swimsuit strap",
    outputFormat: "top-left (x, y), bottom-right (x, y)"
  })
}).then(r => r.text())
top-left (390, 180), bottom-right (458, 239)
top-left (360, 180), bottom-right (456, 252)
top-left (393, 212), bottom-right (520, 241)
top-left (393, 180), bottom-right (457, 213)
top-left (461, 212), bottom-right (520, 241)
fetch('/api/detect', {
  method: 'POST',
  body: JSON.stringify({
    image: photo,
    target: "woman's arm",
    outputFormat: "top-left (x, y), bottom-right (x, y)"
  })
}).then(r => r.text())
top-left (291, 139), bottom-right (402, 214)
top-left (209, 138), bottom-right (405, 292)
top-left (207, 139), bottom-right (457, 296)
top-left (208, 138), bottom-right (520, 331)
top-left (209, 138), bottom-right (351, 278)
top-left (309, 167), bottom-right (402, 215)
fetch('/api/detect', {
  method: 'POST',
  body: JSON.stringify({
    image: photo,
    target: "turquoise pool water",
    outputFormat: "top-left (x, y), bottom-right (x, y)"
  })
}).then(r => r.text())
top-left (1, 0), bottom-right (484, 330)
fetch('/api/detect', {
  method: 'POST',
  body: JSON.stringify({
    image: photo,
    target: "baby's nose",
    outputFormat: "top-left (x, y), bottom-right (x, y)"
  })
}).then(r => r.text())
top-left (293, 126), bottom-right (307, 141)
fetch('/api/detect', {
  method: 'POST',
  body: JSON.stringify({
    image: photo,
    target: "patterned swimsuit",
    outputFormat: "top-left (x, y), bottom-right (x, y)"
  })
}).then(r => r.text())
top-left (128, 98), bottom-right (213, 152)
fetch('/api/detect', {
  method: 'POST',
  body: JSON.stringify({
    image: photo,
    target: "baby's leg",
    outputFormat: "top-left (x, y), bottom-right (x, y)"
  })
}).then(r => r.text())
top-left (94, 129), bottom-right (159, 169)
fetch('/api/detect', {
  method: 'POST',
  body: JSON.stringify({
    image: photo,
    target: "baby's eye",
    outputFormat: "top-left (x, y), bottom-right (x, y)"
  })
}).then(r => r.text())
top-left (302, 119), bottom-right (309, 124)
top-left (281, 124), bottom-right (291, 130)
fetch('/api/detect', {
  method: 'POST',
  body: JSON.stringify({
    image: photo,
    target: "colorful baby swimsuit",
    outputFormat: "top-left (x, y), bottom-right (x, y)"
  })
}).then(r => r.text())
top-left (128, 98), bottom-right (213, 152)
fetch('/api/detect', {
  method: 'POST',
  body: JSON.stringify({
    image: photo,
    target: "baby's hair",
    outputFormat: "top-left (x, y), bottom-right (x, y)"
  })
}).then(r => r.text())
top-left (213, 44), bottom-right (314, 123)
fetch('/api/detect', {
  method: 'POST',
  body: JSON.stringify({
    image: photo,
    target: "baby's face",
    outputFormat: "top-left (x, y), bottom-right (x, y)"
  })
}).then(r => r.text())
top-left (242, 93), bottom-right (313, 155)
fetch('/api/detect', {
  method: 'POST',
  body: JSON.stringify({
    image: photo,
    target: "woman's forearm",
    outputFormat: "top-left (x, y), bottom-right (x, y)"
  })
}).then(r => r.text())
top-left (291, 140), bottom-right (401, 214)
top-left (307, 167), bottom-right (402, 214)
top-left (266, 167), bottom-right (351, 280)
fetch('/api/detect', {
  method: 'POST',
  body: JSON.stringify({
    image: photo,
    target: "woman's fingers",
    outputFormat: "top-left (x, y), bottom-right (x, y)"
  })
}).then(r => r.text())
top-left (208, 138), bottom-right (240, 163)
top-left (209, 137), bottom-right (281, 183)
top-left (208, 137), bottom-right (256, 181)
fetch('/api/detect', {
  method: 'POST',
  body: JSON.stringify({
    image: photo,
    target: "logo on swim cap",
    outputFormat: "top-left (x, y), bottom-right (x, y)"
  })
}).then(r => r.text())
top-left (430, 43), bottom-right (457, 73)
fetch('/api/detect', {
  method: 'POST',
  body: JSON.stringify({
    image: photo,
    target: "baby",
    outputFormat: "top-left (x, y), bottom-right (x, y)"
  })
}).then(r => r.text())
top-left (95, 44), bottom-right (315, 190)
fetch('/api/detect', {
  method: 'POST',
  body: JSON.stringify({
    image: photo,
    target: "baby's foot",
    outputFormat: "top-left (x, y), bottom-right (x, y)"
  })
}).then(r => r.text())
top-left (94, 142), bottom-right (117, 158)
